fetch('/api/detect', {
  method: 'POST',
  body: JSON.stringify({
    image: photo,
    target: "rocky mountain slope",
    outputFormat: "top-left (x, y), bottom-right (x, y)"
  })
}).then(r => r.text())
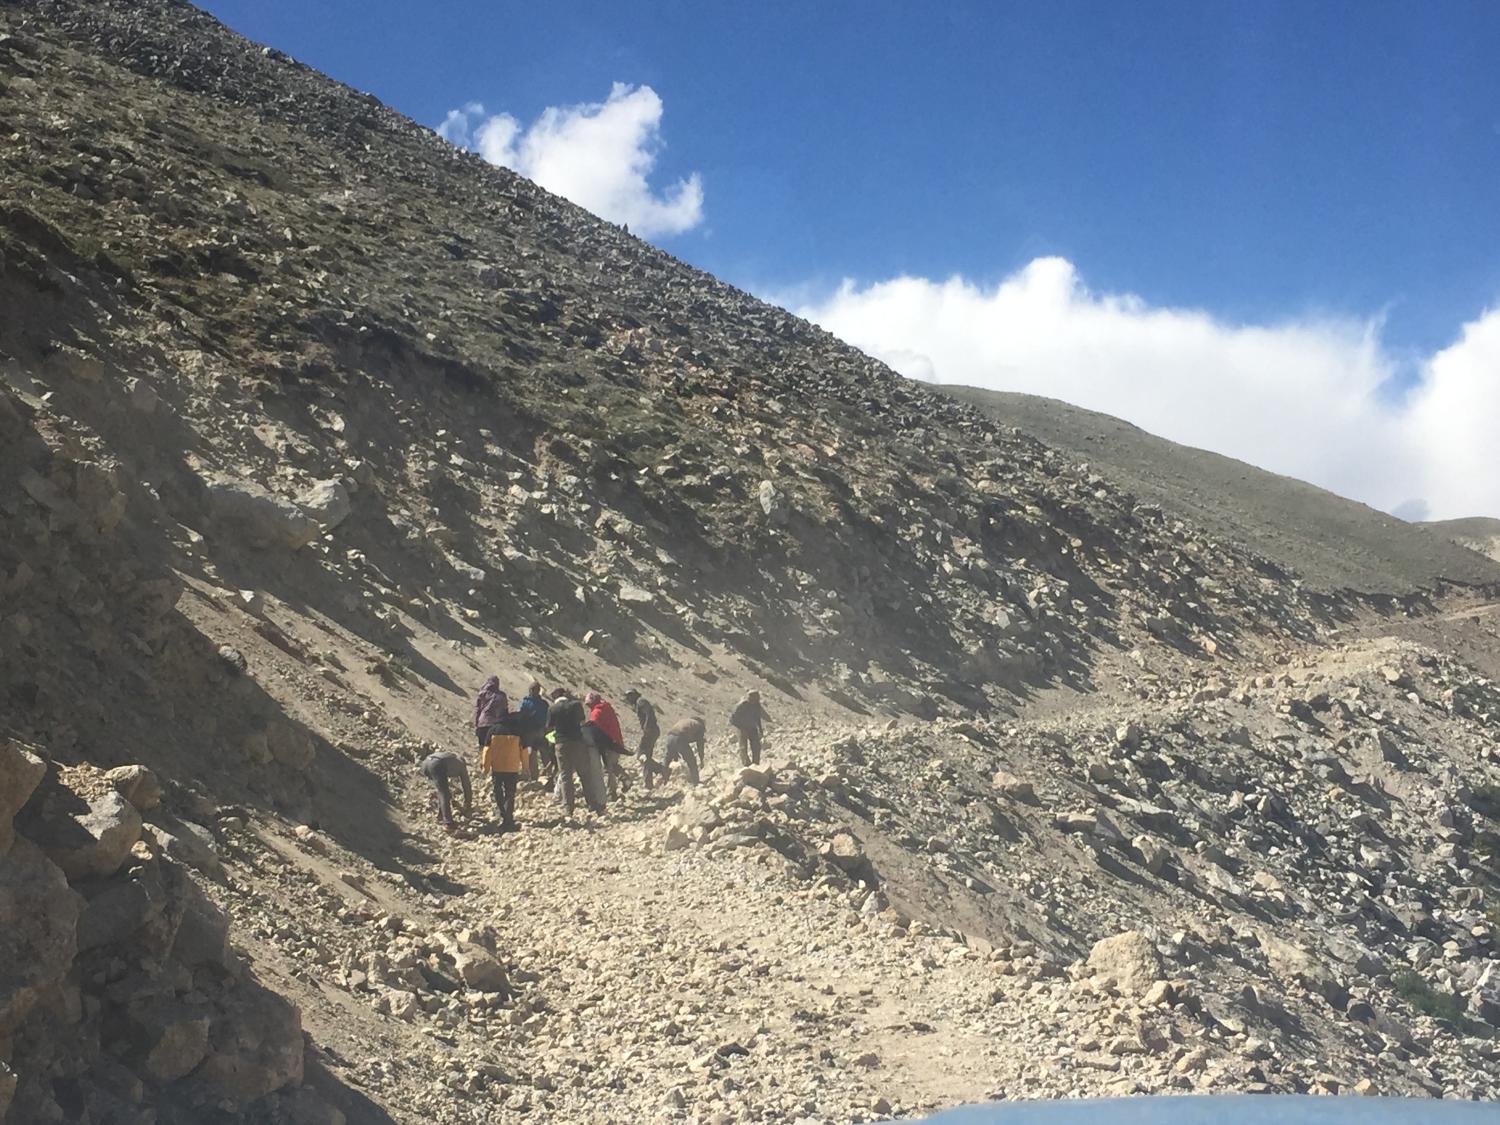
top-left (1426, 519), bottom-right (1500, 566)
top-left (2, 2), bottom-right (1499, 1122)
top-left (939, 386), bottom-right (1500, 596)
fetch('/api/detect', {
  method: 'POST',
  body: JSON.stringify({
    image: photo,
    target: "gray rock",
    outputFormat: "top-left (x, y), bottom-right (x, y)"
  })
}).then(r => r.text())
top-left (189, 980), bottom-right (304, 1107)
top-left (171, 874), bottom-right (230, 968)
top-left (77, 874), bottom-right (163, 952)
top-left (758, 479), bottom-right (788, 525)
top-left (206, 478), bottom-right (320, 550)
top-left (0, 839), bottom-right (80, 1035)
top-left (268, 722), bottom-right (316, 770)
top-left (1087, 930), bottom-right (1163, 996)
top-left (144, 819), bottom-right (224, 879)
top-left (991, 770), bottom-right (1034, 802)
top-left (296, 478), bottom-right (352, 531)
top-left (0, 738), bottom-right (47, 856)
top-left (106, 764), bottom-right (162, 811)
top-left (130, 1000), bottom-right (213, 1083)
top-left (35, 791), bottom-right (143, 881)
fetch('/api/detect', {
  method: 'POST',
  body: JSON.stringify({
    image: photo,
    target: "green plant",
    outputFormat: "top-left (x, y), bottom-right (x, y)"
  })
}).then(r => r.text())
top-left (1472, 783), bottom-right (1500, 821)
top-left (1392, 970), bottom-right (1475, 1033)
top-left (1475, 830), bottom-right (1500, 868)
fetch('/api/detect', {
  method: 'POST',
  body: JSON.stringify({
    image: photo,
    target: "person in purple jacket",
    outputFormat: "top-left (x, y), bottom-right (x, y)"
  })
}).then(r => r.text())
top-left (473, 676), bottom-right (508, 747)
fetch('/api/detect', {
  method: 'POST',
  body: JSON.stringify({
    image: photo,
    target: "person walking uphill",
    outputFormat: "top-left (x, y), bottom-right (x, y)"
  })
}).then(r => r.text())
top-left (548, 689), bottom-right (607, 817)
top-left (481, 709), bottom-right (528, 834)
top-left (624, 689), bottom-right (661, 790)
top-left (419, 751), bottom-right (471, 832)
top-left (585, 691), bottom-right (630, 800)
top-left (729, 689), bottom-right (769, 766)
top-left (473, 676), bottom-right (508, 748)
top-left (517, 681), bottom-right (552, 784)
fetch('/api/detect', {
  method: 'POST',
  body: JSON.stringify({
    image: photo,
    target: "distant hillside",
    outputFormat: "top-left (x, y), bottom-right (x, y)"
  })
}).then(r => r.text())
top-left (940, 386), bottom-right (1500, 595)
top-left (1424, 517), bottom-right (1500, 563)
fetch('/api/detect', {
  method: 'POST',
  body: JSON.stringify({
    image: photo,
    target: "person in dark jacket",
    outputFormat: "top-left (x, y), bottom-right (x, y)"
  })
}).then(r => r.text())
top-left (473, 676), bottom-right (508, 747)
top-left (661, 717), bottom-right (706, 784)
top-left (419, 751), bottom-right (471, 831)
top-left (729, 690), bottom-right (769, 766)
top-left (516, 681), bottom-right (552, 783)
top-left (547, 689), bottom-right (606, 816)
top-left (624, 689), bottom-right (661, 790)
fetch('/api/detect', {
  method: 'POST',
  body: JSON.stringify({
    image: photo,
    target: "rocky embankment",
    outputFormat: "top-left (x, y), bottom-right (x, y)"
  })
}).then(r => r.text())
top-left (0, 743), bottom-right (332, 1123)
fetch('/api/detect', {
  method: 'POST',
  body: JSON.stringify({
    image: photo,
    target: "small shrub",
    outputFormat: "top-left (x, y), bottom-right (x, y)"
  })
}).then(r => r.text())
top-left (1472, 783), bottom-right (1500, 821)
top-left (1392, 970), bottom-right (1473, 1032)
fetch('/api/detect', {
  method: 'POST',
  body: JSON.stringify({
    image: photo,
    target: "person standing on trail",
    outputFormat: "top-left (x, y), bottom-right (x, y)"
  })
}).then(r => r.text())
top-left (473, 676), bottom-right (508, 748)
top-left (419, 751), bottom-right (472, 832)
top-left (661, 717), bottom-right (706, 784)
top-left (517, 681), bottom-right (552, 784)
top-left (584, 690), bottom-right (630, 800)
top-left (624, 688), bottom-right (661, 790)
top-left (729, 690), bottom-right (769, 766)
top-left (547, 689), bottom-right (606, 816)
top-left (480, 707), bottom-right (528, 834)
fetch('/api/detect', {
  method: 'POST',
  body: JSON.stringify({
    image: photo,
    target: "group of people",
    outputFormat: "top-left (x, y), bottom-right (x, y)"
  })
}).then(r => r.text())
top-left (417, 677), bottom-right (771, 834)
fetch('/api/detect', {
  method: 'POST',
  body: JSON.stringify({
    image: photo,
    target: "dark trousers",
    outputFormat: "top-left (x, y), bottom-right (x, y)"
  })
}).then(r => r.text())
top-left (638, 727), bottom-right (660, 788)
top-left (491, 772), bottom-right (519, 829)
top-left (661, 735), bottom-right (701, 783)
top-left (736, 728), bottom-right (762, 765)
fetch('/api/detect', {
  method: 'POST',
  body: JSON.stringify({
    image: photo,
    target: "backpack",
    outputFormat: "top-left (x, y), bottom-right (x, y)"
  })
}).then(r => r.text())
top-left (517, 694), bottom-right (548, 732)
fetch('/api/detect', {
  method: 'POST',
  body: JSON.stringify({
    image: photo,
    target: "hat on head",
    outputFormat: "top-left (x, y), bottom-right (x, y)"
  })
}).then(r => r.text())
top-left (624, 689), bottom-right (640, 703)
top-left (584, 690), bottom-right (603, 708)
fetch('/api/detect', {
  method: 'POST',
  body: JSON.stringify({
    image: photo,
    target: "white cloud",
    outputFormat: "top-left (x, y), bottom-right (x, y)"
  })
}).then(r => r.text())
top-left (793, 258), bottom-right (1500, 521)
top-left (438, 85), bottom-right (703, 238)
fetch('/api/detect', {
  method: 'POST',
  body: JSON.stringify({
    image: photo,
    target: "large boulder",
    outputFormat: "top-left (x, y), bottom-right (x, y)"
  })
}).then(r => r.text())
top-left (296, 478), bottom-right (352, 532)
top-left (144, 819), bottom-right (224, 880)
top-left (106, 764), bottom-right (162, 812)
top-left (205, 478), bottom-right (320, 550)
top-left (0, 839), bottom-right (81, 1035)
top-left (268, 722), bottom-right (317, 771)
top-left (77, 871), bottom-right (166, 953)
top-left (0, 739), bottom-right (47, 856)
top-left (1259, 932), bottom-right (1347, 1007)
top-left (32, 791), bottom-right (143, 881)
top-left (170, 875), bottom-right (230, 969)
top-left (190, 981), bottom-right (304, 1107)
top-left (1087, 930), bottom-right (1164, 996)
top-left (127, 999), bottom-right (213, 1084)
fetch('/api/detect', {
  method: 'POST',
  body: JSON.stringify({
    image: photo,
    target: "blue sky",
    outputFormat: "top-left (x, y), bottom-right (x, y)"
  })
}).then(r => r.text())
top-left (199, 1), bottom-right (1500, 518)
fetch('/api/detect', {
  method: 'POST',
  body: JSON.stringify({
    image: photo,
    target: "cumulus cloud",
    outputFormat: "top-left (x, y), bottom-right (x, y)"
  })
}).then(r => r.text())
top-left (792, 259), bottom-right (1499, 521)
top-left (438, 85), bottom-right (703, 238)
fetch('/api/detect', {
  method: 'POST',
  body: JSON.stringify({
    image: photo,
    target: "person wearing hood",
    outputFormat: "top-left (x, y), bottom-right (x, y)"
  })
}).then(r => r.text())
top-left (624, 688), bottom-right (661, 790)
top-left (473, 676), bottom-right (508, 747)
top-left (584, 690), bottom-right (630, 800)
top-left (547, 688), bottom-right (606, 816)
top-left (479, 694), bottom-right (525, 833)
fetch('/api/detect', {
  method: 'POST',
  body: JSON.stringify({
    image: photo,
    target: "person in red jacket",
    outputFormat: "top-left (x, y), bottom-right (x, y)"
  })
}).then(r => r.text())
top-left (584, 690), bottom-right (630, 799)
